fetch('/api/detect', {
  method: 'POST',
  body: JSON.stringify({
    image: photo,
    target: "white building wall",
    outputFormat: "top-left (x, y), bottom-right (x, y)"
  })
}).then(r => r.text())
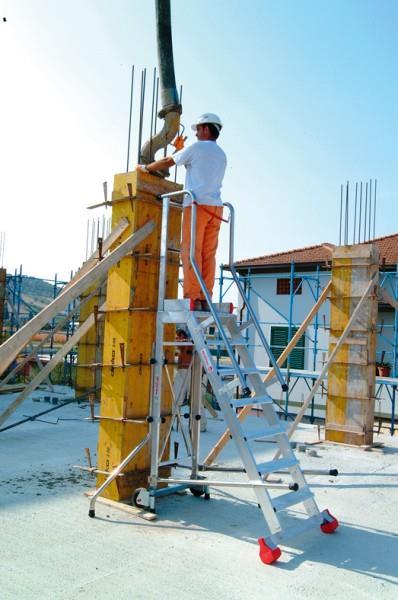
top-left (238, 269), bottom-right (397, 423)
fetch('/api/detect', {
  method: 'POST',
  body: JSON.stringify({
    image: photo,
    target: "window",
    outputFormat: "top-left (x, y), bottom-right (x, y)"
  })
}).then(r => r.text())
top-left (270, 326), bottom-right (305, 369)
top-left (276, 277), bottom-right (302, 295)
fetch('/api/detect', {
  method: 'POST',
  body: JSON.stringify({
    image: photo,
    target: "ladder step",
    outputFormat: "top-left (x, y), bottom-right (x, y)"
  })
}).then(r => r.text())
top-left (244, 424), bottom-right (286, 441)
top-left (257, 456), bottom-right (298, 475)
top-left (267, 513), bottom-right (322, 546)
top-left (238, 319), bottom-right (252, 332)
top-left (219, 378), bottom-right (241, 394)
top-left (272, 488), bottom-right (314, 512)
top-left (219, 367), bottom-right (260, 377)
top-left (200, 315), bottom-right (215, 330)
top-left (231, 395), bottom-right (273, 409)
top-left (206, 338), bottom-right (248, 347)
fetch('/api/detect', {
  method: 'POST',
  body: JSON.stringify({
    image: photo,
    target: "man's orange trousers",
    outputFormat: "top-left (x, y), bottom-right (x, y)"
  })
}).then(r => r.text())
top-left (181, 205), bottom-right (223, 301)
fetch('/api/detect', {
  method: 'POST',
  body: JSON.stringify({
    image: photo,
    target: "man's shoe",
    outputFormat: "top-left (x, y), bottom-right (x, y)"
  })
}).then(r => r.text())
top-left (190, 299), bottom-right (203, 311)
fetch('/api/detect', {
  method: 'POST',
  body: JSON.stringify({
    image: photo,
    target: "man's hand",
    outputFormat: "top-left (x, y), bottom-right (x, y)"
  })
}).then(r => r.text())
top-left (171, 135), bottom-right (187, 152)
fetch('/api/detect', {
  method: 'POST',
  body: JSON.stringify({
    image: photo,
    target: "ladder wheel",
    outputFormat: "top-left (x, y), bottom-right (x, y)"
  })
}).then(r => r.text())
top-left (189, 486), bottom-right (206, 497)
top-left (132, 487), bottom-right (149, 509)
top-left (320, 509), bottom-right (339, 533)
top-left (258, 538), bottom-right (281, 565)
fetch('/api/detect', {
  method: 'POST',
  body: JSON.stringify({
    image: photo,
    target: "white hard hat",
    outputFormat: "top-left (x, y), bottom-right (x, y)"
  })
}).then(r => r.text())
top-left (191, 113), bottom-right (223, 131)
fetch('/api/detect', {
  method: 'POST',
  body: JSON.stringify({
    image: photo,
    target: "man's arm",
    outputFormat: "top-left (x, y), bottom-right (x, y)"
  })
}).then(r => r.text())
top-left (138, 156), bottom-right (175, 174)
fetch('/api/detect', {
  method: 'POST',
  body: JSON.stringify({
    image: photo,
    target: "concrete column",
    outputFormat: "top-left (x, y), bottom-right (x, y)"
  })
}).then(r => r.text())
top-left (96, 170), bottom-right (182, 500)
top-left (326, 244), bottom-right (379, 445)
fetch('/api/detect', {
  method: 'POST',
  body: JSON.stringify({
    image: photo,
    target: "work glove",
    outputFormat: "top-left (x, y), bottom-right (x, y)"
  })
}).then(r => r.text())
top-left (171, 135), bottom-right (187, 152)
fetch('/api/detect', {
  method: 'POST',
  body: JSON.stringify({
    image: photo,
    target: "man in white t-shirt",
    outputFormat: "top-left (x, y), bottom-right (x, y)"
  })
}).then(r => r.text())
top-left (138, 113), bottom-right (226, 311)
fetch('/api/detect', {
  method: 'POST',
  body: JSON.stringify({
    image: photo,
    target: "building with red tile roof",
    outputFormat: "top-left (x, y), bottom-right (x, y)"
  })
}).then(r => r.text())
top-left (233, 234), bottom-right (398, 273)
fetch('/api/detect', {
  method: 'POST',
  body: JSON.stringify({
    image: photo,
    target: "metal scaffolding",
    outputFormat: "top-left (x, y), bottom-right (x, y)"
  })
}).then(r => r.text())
top-left (217, 261), bottom-right (398, 434)
top-left (1, 266), bottom-right (77, 387)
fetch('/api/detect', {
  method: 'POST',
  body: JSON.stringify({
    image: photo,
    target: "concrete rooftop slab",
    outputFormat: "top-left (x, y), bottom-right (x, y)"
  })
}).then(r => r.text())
top-left (1, 388), bottom-right (398, 599)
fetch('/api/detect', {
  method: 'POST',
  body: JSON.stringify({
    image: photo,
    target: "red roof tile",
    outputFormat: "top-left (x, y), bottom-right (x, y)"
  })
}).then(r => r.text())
top-left (235, 233), bottom-right (398, 269)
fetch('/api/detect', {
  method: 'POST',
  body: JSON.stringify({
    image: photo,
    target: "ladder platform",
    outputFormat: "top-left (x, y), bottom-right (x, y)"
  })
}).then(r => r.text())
top-left (163, 299), bottom-right (233, 314)
top-left (219, 366), bottom-right (264, 376)
top-left (231, 395), bottom-right (273, 409)
top-left (206, 337), bottom-right (248, 347)
top-left (257, 456), bottom-right (298, 475)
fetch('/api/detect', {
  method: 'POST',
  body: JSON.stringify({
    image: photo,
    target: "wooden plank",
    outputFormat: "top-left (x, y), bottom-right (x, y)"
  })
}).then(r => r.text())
top-left (0, 220), bottom-right (155, 377)
top-left (0, 311), bottom-right (104, 426)
top-left (64, 217), bottom-right (130, 292)
top-left (332, 245), bottom-right (377, 259)
top-left (84, 490), bottom-right (157, 521)
top-left (1, 284), bottom-right (102, 387)
top-left (261, 274), bottom-right (378, 474)
top-left (203, 281), bottom-right (331, 467)
top-left (326, 422), bottom-right (364, 434)
top-left (379, 287), bottom-right (398, 309)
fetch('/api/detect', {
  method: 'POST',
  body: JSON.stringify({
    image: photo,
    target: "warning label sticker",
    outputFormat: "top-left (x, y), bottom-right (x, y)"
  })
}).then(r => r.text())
top-left (200, 348), bottom-right (213, 373)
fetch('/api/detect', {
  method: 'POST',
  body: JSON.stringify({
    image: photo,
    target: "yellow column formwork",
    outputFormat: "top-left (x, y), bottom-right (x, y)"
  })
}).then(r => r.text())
top-left (326, 244), bottom-right (379, 445)
top-left (96, 170), bottom-right (182, 500)
top-left (75, 282), bottom-right (106, 400)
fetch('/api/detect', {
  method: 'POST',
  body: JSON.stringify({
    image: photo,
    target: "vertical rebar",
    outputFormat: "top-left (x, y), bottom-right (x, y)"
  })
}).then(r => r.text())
top-left (339, 184), bottom-right (343, 245)
top-left (126, 65), bottom-right (135, 172)
top-left (149, 67), bottom-right (157, 163)
top-left (345, 181), bottom-right (349, 245)
top-left (364, 182), bottom-right (368, 242)
top-left (91, 219), bottom-right (95, 255)
top-left (17, 265), bottom-right (22, 327)
top-left (174, 83), bottom-right (183, 183)
top-left (358, 182), bottom-right (363, 243)
top-left (154, 76), bottom-right (159, 135)
top-left (85, 219), bottom-right (89, 260)
top-left (373, 179), bottom-right (377, 240)
top-left (368, 179), bottom-right (372, 240)
top-left (137, 68), bottom-right (147, 163)
top-left (353, 182), bottom-right (358, 244)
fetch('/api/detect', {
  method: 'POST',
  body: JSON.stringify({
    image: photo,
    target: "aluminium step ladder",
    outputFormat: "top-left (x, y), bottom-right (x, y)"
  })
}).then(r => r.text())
top-left (88, 190), bottom-right (338, 564)
top-left (160, 298), bottom-right (338, 563)
top-left (148, 191), bottom-right (338, 564)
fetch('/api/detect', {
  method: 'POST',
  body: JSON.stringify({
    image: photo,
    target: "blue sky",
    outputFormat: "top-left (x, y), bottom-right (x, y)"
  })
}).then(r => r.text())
top-left (1, 0), bottom-right (397, 279)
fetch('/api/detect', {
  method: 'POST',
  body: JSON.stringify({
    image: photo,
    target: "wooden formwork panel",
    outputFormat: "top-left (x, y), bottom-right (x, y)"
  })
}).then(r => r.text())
top-left (76, 282), bottom-right (106, 399)
top-left (326, 244), bottom-right (379, 445)
top-left (96, 170), bottom-right (182, 500)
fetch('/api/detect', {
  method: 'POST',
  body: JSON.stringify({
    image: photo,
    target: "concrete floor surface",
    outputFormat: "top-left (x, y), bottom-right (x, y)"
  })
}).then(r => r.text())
top-left (1, 389), bottom-right (397, 599)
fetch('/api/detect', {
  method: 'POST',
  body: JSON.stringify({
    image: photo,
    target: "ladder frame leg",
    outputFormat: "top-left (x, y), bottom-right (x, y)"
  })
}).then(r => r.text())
top-left (190, 351), bottom-right (202, 480)
top-left (149, 197), bottom-right (170, 490)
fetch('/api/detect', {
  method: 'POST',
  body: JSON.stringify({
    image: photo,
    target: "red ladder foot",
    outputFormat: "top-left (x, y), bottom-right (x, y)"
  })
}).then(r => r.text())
top-left (320, 509), bottom-right (339, 533)
top-left (258, 538), bottom-right (281, 564)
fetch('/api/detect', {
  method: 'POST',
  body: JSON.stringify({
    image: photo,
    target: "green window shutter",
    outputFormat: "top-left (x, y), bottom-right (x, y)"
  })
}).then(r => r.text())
top-left (270, 326), bottom-right (304, 369)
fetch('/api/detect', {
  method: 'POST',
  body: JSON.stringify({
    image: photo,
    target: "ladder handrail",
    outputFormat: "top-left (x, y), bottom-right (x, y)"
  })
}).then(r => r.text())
top-left (159, 189), bottom-right (250, 395)
top-left (223, 202), bottom-right (288, 392)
